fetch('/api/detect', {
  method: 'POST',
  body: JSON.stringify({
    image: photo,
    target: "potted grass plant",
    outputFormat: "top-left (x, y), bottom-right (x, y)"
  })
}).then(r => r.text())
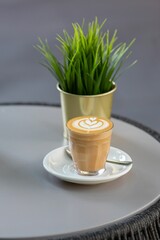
top-left (35, 17), bottom-right (136, 137)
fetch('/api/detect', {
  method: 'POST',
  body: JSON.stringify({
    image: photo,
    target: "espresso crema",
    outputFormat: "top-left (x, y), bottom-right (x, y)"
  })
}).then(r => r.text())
top-left (67, 116), bottom-right (113, 134)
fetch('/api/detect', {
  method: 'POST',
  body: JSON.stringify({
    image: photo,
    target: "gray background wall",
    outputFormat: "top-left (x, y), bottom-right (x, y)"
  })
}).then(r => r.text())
top-left (0, 0), bottom-right (160, 132)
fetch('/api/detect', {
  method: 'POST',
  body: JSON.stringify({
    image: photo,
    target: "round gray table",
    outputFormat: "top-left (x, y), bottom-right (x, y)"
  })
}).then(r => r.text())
top-left (0, 104), bottom-right (160, 240)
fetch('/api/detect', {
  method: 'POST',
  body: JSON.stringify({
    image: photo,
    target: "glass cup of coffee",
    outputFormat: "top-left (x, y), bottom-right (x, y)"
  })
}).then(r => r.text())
top-left (67, 116), bottom-right (113, 176)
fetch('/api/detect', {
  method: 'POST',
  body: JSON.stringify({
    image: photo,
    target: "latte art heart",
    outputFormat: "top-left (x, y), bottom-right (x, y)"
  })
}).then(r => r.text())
top-left (89, 117), bottom-right (97, 121)
top-left (67, 116), bottom-right (112, 135)
top-left (85, 119), bottom-right (98, 126)
top-left (79, 118), bottom-right (103, 129)
top-left (71, 116), bottom-right (109, 132)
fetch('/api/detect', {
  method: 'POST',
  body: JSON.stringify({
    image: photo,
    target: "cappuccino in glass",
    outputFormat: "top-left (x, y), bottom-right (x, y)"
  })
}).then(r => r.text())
top-left (67, 116), bottom-right (113, 176)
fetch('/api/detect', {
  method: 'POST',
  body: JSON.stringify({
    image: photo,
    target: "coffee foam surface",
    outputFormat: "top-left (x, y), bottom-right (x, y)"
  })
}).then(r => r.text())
top-left (67, 116), bottom-right (113, 134)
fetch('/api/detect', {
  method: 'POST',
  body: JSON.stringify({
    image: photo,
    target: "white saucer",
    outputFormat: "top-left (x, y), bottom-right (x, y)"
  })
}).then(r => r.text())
top-left (43, 146), bottom-right (133, 185)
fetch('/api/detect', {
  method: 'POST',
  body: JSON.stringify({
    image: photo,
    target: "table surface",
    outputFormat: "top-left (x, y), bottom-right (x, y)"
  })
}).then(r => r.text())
top-left (0, 105), bottom-right (160, 239)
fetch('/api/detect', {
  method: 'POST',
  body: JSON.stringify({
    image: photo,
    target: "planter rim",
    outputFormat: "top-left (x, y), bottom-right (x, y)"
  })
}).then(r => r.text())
top-left (57, 83), bottom-right (117, 98)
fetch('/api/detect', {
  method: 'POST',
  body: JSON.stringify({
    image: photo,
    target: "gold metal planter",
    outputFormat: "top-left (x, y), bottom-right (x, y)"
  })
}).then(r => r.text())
top-left (57, 84), bottom-right (117, 138)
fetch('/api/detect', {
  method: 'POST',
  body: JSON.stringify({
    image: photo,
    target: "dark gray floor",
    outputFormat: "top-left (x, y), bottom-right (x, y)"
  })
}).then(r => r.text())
top-left (0, 0), bottom-right (160, 132)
